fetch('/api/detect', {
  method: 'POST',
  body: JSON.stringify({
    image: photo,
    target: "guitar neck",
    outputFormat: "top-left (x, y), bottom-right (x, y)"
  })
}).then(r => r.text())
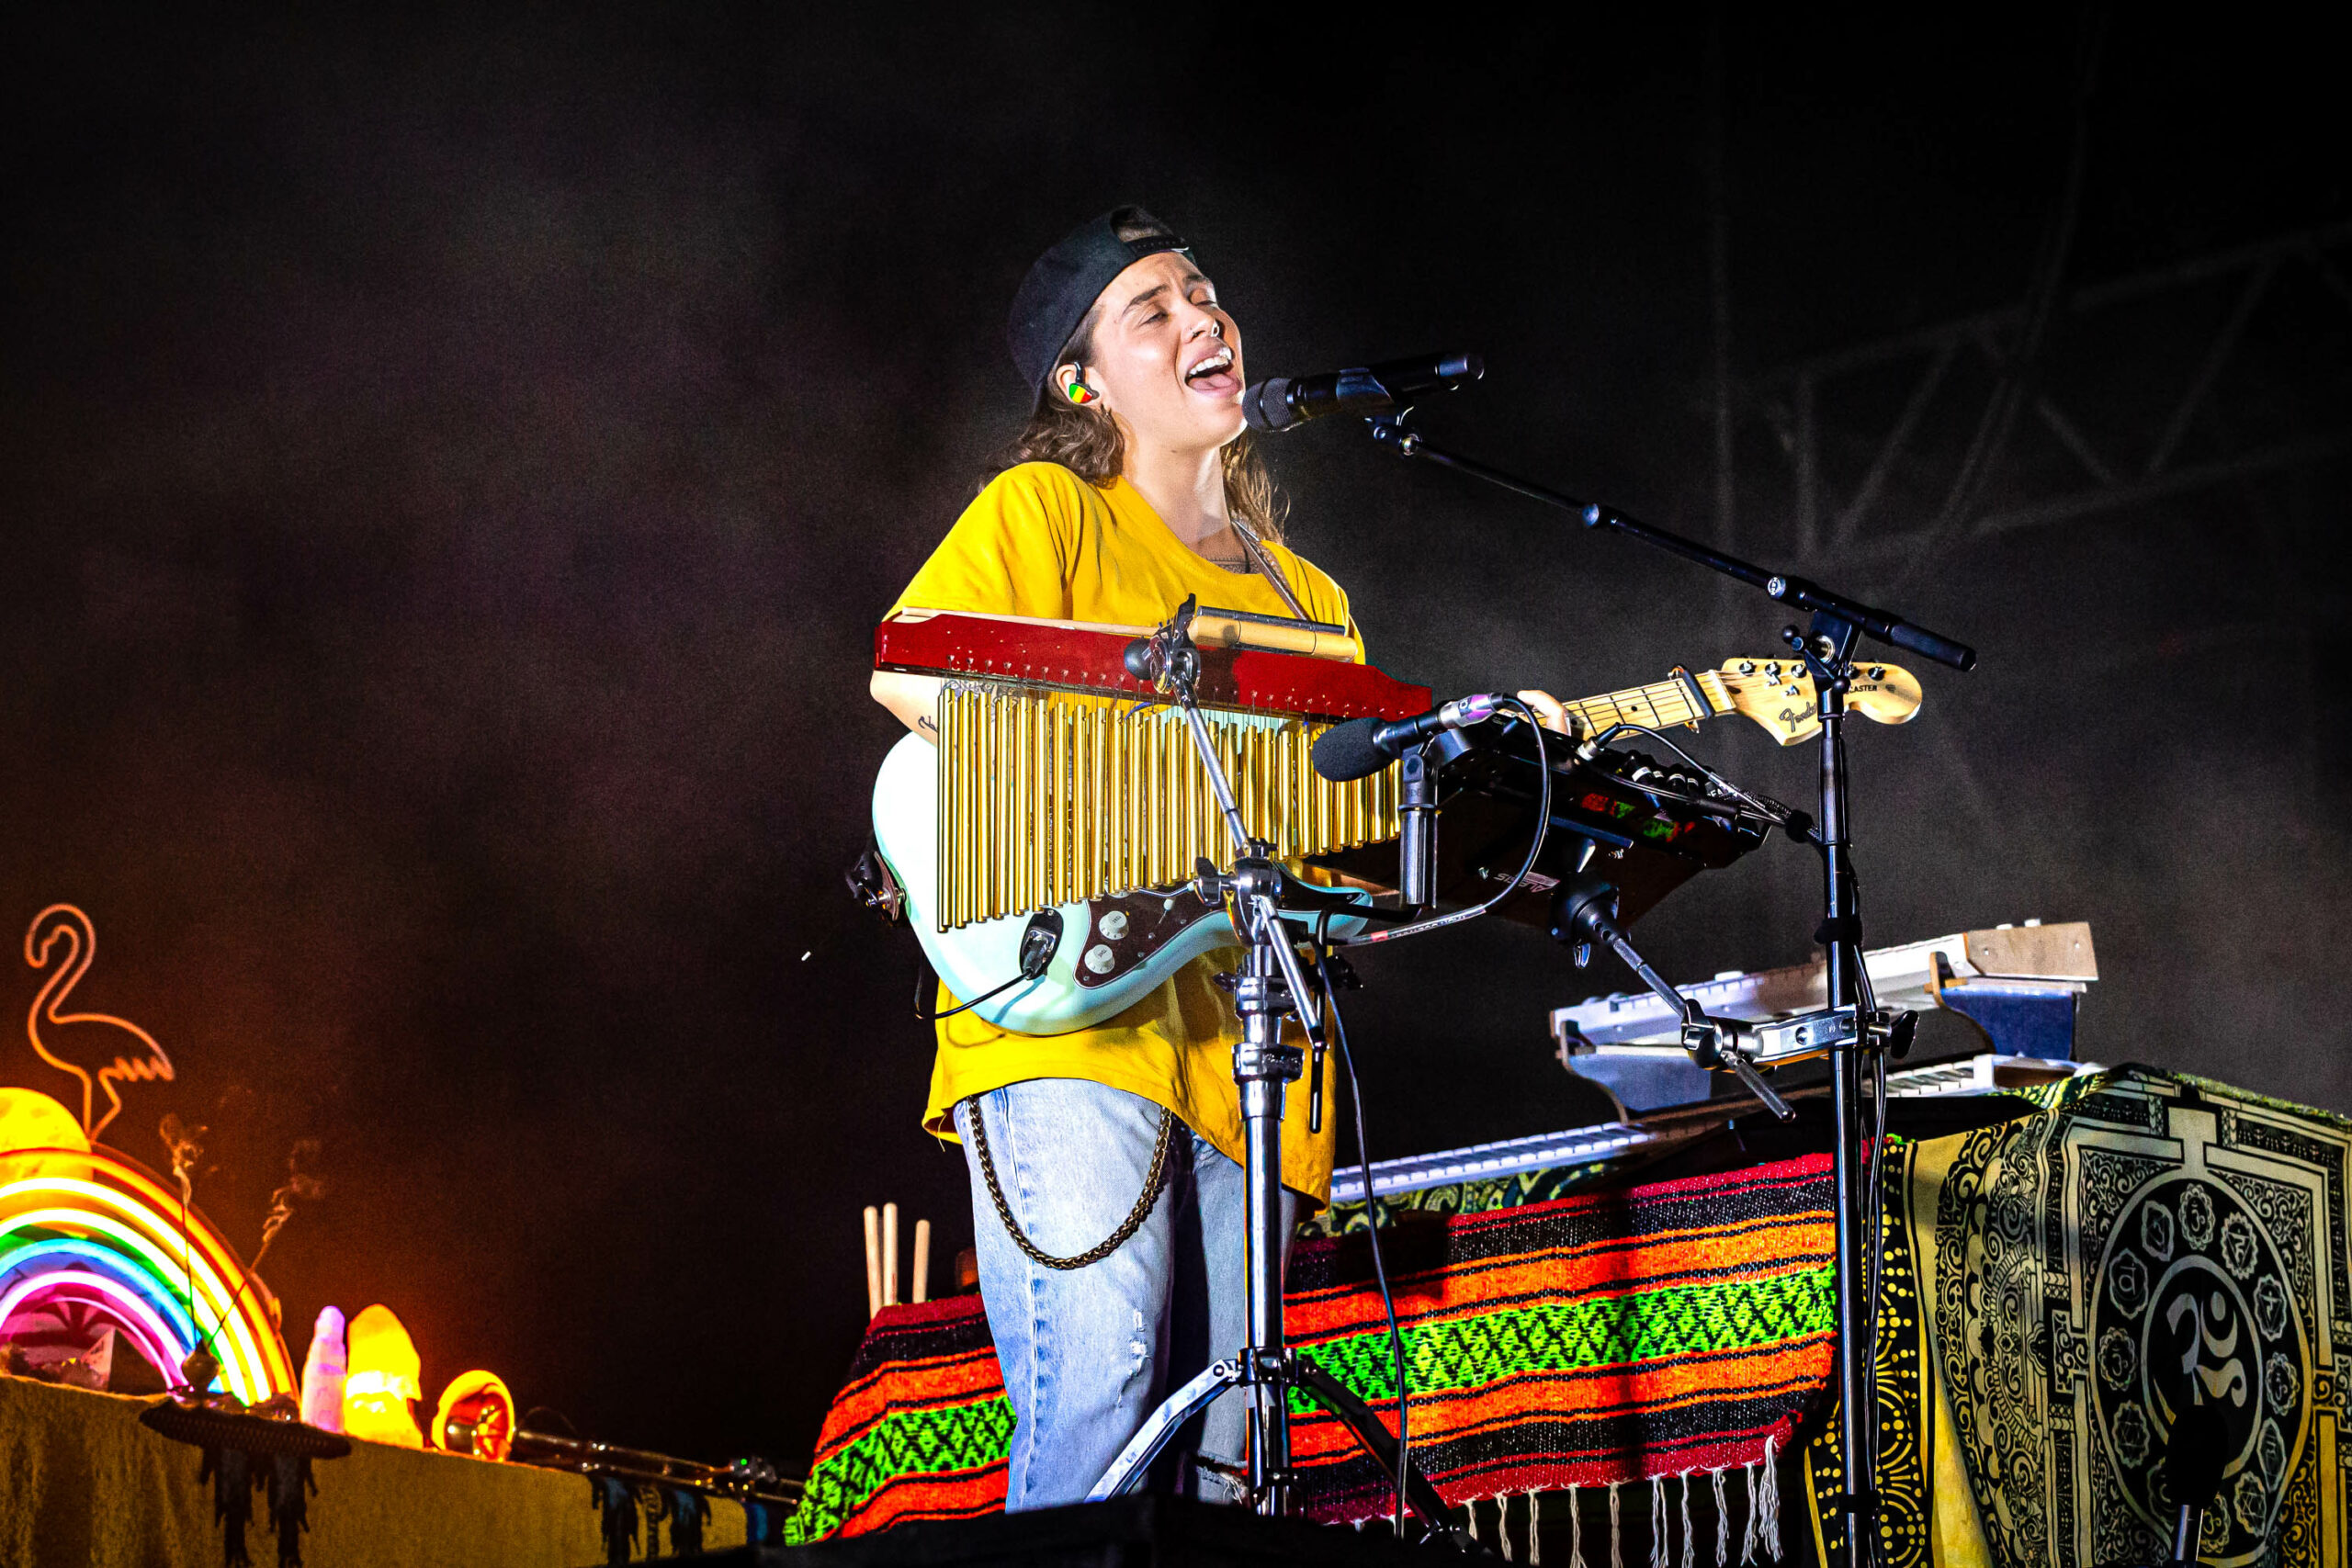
top-left (1561, 671), bottom-right (1726, 736)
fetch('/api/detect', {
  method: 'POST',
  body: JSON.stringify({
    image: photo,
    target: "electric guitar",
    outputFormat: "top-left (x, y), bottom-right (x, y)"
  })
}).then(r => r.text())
top-left (872, 658), bottom-right (1921, 1035)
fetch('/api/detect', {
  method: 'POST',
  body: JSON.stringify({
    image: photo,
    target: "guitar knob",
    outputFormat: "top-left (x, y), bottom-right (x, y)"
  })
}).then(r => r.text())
top-left (1097, 909), bottom-right (1130, 941)
top-left (1083, 944), bottom-right (1116, 975)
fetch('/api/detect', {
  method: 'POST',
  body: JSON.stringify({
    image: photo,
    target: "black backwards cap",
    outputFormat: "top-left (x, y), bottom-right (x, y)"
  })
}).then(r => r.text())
top-left (1007, 206), bottom-right (1192, 395)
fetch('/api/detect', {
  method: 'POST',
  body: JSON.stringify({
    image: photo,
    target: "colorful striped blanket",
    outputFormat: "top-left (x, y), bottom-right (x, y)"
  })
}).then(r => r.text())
top-left (785, 1152), bottom-right (1837, 1543)
top-left (783, 1293), bottom-right (1012, 1542)
top-left (1286, 1152), bottom-right (1836, 1521)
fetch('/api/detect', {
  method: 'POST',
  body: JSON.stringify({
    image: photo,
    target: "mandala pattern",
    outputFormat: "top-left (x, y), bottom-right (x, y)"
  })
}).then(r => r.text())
top-left (2091, 1169), bottom-right (2306, 1557)
top-left (1928, 1068), bottom-right (2347, 1568)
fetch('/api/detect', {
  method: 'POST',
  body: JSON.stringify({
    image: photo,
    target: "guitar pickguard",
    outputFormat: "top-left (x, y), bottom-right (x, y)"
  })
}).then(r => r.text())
top-left (871, 731), bottom-right (1367, 1034)
top-left (1070, 886), bottom-right (1224, 988)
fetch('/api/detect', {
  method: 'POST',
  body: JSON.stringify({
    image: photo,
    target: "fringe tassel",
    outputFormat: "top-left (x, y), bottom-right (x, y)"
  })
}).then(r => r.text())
top-left (1649, 1479), bottom-right (1667, 1568)
top-left (1571, 1483), bottom-right (1587, 1568)
top-left (1502, 1493), bottom-right (1516, 1562)
top-left (1679, 1472), bottom-right (1695, 1568)
top-left (1760, 1437), bottom-right (1782, 1562)
top-left (1713, 1468), bottom-right (1730, 1567)
top-left (1470, 1498), bottom-right (1483, 1547)
top-left (1740, 1463), bottom-right (1759, 1565)
top-left (1531, 1489), bottom-right (1544, 1565)
top-left (1610, 1481), bottom-right (1624, 1568)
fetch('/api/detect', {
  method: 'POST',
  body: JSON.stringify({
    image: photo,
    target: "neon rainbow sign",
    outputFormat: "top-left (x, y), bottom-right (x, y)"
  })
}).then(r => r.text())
top-left (0, 1139), bottom-right (297, 1403)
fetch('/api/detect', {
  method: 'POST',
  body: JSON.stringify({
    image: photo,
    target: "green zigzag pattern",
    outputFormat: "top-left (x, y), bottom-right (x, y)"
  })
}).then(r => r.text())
top-left (784, 1268), bottom-right (1835, 1541)
top-left (1291, 1264), bottom-right (1836, 1409)
top-left (785, 1393), bottom-right (1014, 1545)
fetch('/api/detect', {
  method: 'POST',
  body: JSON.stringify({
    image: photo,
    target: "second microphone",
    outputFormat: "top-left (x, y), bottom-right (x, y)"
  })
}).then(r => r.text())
top-left (1311, 694), bottom-right (1505, 782)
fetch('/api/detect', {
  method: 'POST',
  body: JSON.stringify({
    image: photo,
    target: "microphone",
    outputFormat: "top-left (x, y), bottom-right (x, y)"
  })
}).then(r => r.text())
top-left (1312, 694), bottom-right (1504, 783)
top-left (1242, 352), bottom-right (1484, 434)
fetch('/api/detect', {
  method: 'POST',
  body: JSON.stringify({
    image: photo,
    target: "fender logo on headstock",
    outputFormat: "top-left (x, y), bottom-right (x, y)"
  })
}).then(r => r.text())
top-left (1713, 659), bottom-right (1926, 748)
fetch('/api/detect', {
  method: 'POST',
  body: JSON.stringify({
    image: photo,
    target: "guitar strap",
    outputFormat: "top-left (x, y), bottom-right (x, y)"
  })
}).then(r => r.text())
top-left (1226, 515), bottom-right (1315, 626)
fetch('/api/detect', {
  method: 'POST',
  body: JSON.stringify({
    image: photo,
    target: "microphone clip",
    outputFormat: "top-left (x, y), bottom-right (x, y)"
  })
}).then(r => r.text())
top-left (1123, 596), bottom-right (1201, 704)
top-left (1367, 411), bottom-right (1423, 459)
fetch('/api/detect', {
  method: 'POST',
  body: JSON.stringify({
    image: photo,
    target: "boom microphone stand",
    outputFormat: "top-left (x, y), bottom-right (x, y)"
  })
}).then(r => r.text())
top-left (1085, 609), bottom-right (1457, 1535)
top-left (1356, 410), bottom-right (1975, 1568)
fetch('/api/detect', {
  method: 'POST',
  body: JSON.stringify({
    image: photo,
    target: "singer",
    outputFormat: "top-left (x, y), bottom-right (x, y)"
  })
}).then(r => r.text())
top-left (867, 207), bottom-right (1362, 1508)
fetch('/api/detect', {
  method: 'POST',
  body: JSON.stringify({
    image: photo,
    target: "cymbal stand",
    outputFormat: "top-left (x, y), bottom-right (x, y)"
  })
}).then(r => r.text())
top-left (1354, 410), bottom-right (1975, 1568)
top-left (1087, 610), bottom-right (1457, 1535)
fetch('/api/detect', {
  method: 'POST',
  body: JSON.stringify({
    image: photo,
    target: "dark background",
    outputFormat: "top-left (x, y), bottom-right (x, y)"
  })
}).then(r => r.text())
top-left (4, 8), bottom-right (2345, 1468)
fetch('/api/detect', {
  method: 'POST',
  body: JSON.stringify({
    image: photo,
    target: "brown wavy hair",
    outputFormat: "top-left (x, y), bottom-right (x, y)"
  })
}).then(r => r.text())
top-left (991, 308), bottom-right (1287, 545)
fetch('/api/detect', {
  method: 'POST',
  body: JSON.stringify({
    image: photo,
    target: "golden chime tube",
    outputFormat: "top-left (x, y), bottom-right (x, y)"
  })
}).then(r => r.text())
top-left (967, 690), bottom-right (982, 926)
top-left (934, 688), bottom-right (1405, 927)
top-left (956, 690), bottom-right (974, 928)
top-left (1079, 712), bottom-right (1091, 903)
top-left (1036, 701), bottom-right (1053, 908)
top-left (1045, 699), bottom-right (1059, 905)
top-left (1148, 715), bottom-right (1166, 893)
top-left (1008, 696), bottom-right (1026, 917)
top-left (1185, 720), bottom-right (1204, 871)
top-left (935, 689), bottom-right (954, 931)
top-left (1083, 706), bottom-right (1102, 903)
top-left (951, 689), bottom-right (969, 929)
top-left (1047, 702), bottom-right (1066, 906)
top-left (1026, 695), bottom-right (1046, 912)
top-left (1175, 715), bottom-right (1193, 880)
top-left (1130, 713), bottom-right (1147, 893)
top-left (1165, 712), bottom-right (1182, 886)
top-left (1121, 712), bottom-right (1138, 897)
top-left (990, 694), bottom-right (1010, 922)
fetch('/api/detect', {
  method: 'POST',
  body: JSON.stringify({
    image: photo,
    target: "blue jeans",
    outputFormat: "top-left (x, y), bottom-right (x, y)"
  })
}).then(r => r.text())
top-left (955, 1080), bottom-right (1295, 1510)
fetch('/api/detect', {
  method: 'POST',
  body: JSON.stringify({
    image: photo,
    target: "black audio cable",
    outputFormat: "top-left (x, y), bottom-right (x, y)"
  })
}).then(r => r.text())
top-left (1314, 945), bottom-right (1413, 1537)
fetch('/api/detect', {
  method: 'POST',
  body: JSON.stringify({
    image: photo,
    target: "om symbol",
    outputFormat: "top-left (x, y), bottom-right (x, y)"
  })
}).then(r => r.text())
top-left (2094, 1173), bottom-right (2307, 1564)
top-left (2163, 1288), bottom-right (2249, 1411)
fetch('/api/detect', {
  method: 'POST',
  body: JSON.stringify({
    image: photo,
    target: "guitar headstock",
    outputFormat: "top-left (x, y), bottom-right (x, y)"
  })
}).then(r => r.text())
top-left (1704, 658), bottom-right (1924, 746)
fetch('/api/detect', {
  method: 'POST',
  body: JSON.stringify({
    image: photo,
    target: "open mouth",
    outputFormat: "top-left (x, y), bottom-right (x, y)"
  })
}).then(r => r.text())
top-left (1183, 346), bottom-right (1239, 396)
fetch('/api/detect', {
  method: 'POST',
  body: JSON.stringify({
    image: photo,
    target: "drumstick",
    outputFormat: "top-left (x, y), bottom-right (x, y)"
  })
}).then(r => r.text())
top-left (882, 1203), bottom-right (899, 1308)
top-left (912, 1219), bottom-right (932, 1304)
top-left (862, 1206), bottom-right (882, 1319)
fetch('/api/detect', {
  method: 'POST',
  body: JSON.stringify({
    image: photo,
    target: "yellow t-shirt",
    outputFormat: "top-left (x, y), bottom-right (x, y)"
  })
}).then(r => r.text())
top-left (886, 461), bottom-right (1358, 1204)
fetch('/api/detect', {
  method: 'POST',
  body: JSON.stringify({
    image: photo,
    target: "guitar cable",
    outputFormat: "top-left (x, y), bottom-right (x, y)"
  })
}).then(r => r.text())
top-left (1581, 720), bottom-right (1800, 833)
top-left (1313, 944), bottom-right (1414, 1539)
top-left (1337, 695), bottom-right (1550, 948)
top-left (912, 912), bottom-right (1062, 1021)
